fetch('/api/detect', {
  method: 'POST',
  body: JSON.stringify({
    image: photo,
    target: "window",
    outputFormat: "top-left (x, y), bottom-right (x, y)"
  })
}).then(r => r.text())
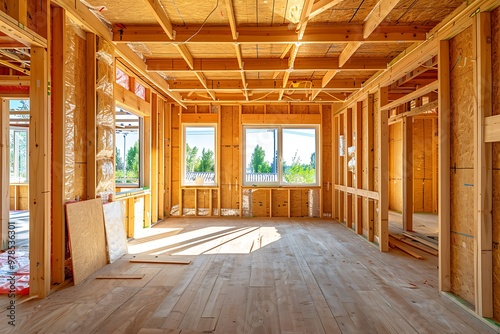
top-left (115, 108), bottom-right (141, 186)
top-left (244, 126), bottom-right (318, 186)
top-left (183, 125), bottom-right (216, 186)
top-left (9, 99), bottom-right (30, 183)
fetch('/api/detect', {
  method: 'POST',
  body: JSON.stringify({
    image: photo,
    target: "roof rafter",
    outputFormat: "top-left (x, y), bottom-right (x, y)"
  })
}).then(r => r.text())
top-left (225, 0), bottom-right (238, 40)
top-left (309, 0), bottom-right (344, 19)
top-left (364, 0), bottom-right (405, 39)
top-left (142, 0), bottom-right (175, 39)
top-left (339, 42), bottom-right (363, 67)
top-left (311, 70), bottom-right (339, 100)
top-left (296, 0), bottom-right (315, 40)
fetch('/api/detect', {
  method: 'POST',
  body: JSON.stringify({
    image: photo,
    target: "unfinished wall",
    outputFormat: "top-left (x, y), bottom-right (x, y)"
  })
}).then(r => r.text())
top-left (413, 118), bottom-right (437, 213)
top-left (389, 122), bottom-right (402, 212)
top-left (491, 6), bottom-right (500, 322)
top-left (449, 26), bottom-right (475, 307)
top-left (220, 105), bottom-right (239, 216)
top-left (65, 18), bottom-right (88, 201)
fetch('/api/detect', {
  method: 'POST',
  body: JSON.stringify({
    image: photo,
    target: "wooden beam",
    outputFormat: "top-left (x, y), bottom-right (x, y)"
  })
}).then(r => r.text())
top-left (344, 108), bottom-right (353, 228)
top-left (147, 57), bottom-right (387, 72)
top-left (296, 0), bottom-right (315, 40)
top-left (0, 75), bottom-right (29, 86)
top-left (114, 83), bottom-right (152, 117)
top-left (473, 11), bottom-right (493, 318)
top-left (0, 10), bottom-right (46, 47)
top-left (377, 86), bottom-right (389, 251)
top-left (114, 24), bottom-right (429, 44)
top-left (388, 100), bottom-right (438, 125)
top-left (355, 102), bottom-right (363, 234)
top-left (158, 98), bottom-right (165, 219)
top-left (309, 0), bottom-right (343, 19)
top-left (363, 0), bottom-right (404, 38)
top-left (381, 81), bottom-right (438, 111)
top-left (0, 100), bottom-right (8, 250)
top-left (339, 42), bottom-right (362, 67)
top-left (438, 40), bottom-right (451, 292)
top-left (225, 0), bottom-right (238, 40)
top-left (29, 47), bottom-right (51, 298)
top-left (174, 44), bottom-right (194, 69)
top-left (0, 59), bottom-right (29, 75)
top-left (142, 0), bottom-right (174, 39)
top-left (322, 70), bottom-right (340, 88)
top-left (194, 71), bottom-right (216, 100)
top-left (86, 32), bottom-right (97, 199)
top-left (402, 116), bottom-right (413, 232)
top-left (366, 94), bottom-right (375, 241)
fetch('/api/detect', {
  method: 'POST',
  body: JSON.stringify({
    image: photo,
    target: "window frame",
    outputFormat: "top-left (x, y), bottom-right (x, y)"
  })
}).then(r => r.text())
top-left (242, 124), bottom-right (319, 187)
top-left (115, 108), bottom-right (143, 188)
top-left (181, 123), bottom-right (218, 187)
top-left (9, 126), bottom-right (29, 184)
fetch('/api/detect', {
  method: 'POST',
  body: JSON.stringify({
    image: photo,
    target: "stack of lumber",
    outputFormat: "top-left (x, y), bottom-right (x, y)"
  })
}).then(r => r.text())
top-left (389, 232), bottom-right (438, 259)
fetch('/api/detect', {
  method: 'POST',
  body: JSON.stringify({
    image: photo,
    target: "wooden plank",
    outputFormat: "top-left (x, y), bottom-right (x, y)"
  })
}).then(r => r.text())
top-left (484, 114), bottom-right (500, 142)
top-left (388, 100), bottom-right (439, 125)
top-left (402, 116), bottom-right (413, 231)
top-left (130, 259), bottom-right (191, 265)
top-left (402, 232), bottom-right (438, 250)
top-left (86, 32), bottom-right (97, 199)
top-left (389, 237), bottom-right (423, 259)
top-left (438, 40), bottom-right (451, 292)
top-left (150, 94), bottom-right (159, 223)
top-left (180, 113), bottom-right (218, 124)
top-left (355, 102), bottom-right (363, 234)
top-left (345, 108), bottom-right (353, 228)
top-left (240, 113), bottom-right (321, 124)
top-left (49, 7), bottom-right (66, 285)
top-left (389, 234), bottom-right (438, 256)
top-left (6, 0), bottom-right (27, 26)
top-left (339, 42), bottom-right (362, 67)
top-left (96, 275), bottom-right (145, 279)
top-left (382, 81), bottom-right (439, 111)
top-left (334, 185), bottom-right (379, 201)
top-left (378, 86), bottom-right (389, 252)
top-left (158, 98), bottom-right (165, 219)
top-left (114, 83), bottom-right (151, 117)
top-left (367, 94), bottom-right (375, 241)
top-left (29, 46), bottom-right (51, 297)
top-left (66, 199), bottom-right (107, 285)
top-left (364, 0), bottom-right (405, 38)
top-left (473, 12), bottom-right (493, 318)
top-left (0, 100), bottom-right (8, 250)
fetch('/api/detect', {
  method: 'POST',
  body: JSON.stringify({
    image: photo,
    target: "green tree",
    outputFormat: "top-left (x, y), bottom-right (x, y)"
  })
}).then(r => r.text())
top-left (115, 147), bottom-right (124, 171)
top-left (195, 148), bottom-right (214, 172)
top-left (310, 152), bottom-right (316, 169)
top-left (185, 143), bottom-right (199, 172)
top-left (126, 141), bottom-right (139, 176)
top-left (249, 145), bottom-right (271, 173)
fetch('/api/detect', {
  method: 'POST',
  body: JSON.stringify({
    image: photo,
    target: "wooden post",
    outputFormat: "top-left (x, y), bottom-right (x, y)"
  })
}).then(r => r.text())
top-left (6, 0), bottom-right (27, 26)
top-left (473, 12), bottom-right (493, 318)
top-left (338, 114), bottom-right (344, 222)
top-left (50, 7), bottom-right (66, 285)
top-left (438, 40), bottom-right (451, 292)
top-left (143, 105), bottom-right (152, 227)
top-left (332, 112), bottom-right (338, 220)
top-left (150, 94), bottom-right (158, 224)
top-left (86, 32), bottom-right (97, 199)
top-left (164, 102), bottom-right (171, 216)
top-left (158, 98), bottom-right (165, 220)
top-left (345, 108), bottom-right (353, 228)
top-left (377, 86), bottom-right (389, 252)
top-left (402, 116), bottom-right (413, 231)
top-left (432, 117), bottom-right (438, 213)
top-left (0, 100), bottom-right (9, 251)
top-left (30, 46), bottom-right (51, 298)
top-left (366, 94), bottom-right (375, 242)
top-left (355, 102), bottom-right (363, 234)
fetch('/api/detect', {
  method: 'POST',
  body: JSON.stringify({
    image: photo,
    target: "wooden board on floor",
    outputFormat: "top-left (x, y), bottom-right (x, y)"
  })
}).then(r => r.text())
top-left (66, 199), bottom-right (108, 285)
top-left (130, 255), bottom-right (192, 265)
top-left (96, 274), bottom-right (145, 279)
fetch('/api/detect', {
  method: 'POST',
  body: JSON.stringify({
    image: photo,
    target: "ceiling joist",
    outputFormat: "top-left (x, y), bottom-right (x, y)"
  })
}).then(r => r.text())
top-left (339, 42), bottom-right (363, 67)
top-left (309, 0), bottom-right (344, 19)
top-left (364, 0), bottom-right (405, 39)
top-left (142, 0), bottom-right (175, 39)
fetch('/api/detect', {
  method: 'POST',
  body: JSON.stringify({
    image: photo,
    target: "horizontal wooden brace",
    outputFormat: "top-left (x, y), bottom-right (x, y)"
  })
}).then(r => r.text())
top-left (0, 75), bottom-right (29, 86)
top-left (335, 184), bottom-right (380, 201)
top-left (388, 100), bottom-right (438, 125)
top-left (147, 57), bottom-right (387, 72)
top-left (241, 113), bottom-right (321, 124)
top-left (382, 81), bottom-right (438, 111)
top-left (181, 113), bottom-right (218, 123)
top-left (115, 83), bottom-right (151, 117)
top-left (0, 10), bottom-right (47, 47)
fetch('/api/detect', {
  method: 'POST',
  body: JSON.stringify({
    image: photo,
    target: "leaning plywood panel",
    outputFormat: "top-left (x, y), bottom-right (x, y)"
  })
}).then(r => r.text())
top-left (66, 199), bottom-right (107, 284)
top-left (491, 7), bottom-right (500, 322)
top-left (103, 201), bottom-right (128, 263)
top-left (449, 26), bottom-right (475, 307)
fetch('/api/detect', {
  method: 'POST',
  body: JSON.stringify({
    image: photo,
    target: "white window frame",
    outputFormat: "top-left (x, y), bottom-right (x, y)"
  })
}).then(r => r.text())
top-left (242, 125), bottom-right (319, 187)
top-left (9, 127), bottom-right (29, 184)
top-left (182, 123), bottom-right (218, 186)
top-left (115, 109), bottom-right (143, 188)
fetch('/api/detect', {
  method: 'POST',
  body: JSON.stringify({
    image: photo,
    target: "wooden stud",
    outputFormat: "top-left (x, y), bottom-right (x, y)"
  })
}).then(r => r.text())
top-left (50, 7), bottom-right (66, 285)
top-left (473, 12), bottom-right (493, 318)
top-left (164, 102), bottom-right (172, 215)
top-left (142, 0), bottom-right (175, 39)
top-left (338, 114), bottom-right (344, 222)
top-left (158, 98), bottom-right (165, 219)
top-left (345, 108), bottom-right (353, 228)
top-left (86, 32), bottom-right (97, 199)
top-left (355, 102), bottom-right (363, 234)
top-left (0, 100), bottom-right (8, 250)
top-left (432, 118), bottom-right (438, 213)
top-left (332, 113), bottom-right (338, 220)
top-left (377, 86), bottom-right (389, 252)
top-left (367, 94), bottom-right (375, 241)
top-left (150, 94), bottom-right (159, 224)
top-left (143, 97), bottom-right (153, 226)
top-left (29, 46), bottom-right (51, 298)
top-left (438, 40), bottom-right (451, 292)
top-left (402, 116), bottom-right (413, 232)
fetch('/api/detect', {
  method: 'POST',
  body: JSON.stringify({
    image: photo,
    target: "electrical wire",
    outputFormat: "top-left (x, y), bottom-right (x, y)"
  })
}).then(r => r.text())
top-left (323, 91), bottom-right (346, 102)
top-left (183, 0), bottom-right (219, 44)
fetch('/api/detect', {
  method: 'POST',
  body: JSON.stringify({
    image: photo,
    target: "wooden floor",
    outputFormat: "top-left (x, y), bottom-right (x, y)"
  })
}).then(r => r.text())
top-left (1, 218), bottom-right (497, 334)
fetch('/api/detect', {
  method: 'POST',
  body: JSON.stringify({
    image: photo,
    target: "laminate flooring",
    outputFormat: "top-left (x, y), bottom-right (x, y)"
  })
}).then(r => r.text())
top-left (0, 218), bottom-right (497, 334)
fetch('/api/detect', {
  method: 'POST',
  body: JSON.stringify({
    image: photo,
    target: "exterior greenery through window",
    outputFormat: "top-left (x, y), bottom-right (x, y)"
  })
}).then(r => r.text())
top-left (115, 109), bottom-right (141, 186)
top-left (183, 126), bottom-right (216, 185)
top-left (244, 126), bottom-right (318, 186)
top-left (9, 100), bottom-right (30, 183)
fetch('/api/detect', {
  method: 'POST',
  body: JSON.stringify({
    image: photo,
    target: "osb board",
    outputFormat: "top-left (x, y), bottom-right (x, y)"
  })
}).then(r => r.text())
top-left (390, 0), bottom-right (463, 24)
top-left (251, 189), bottom-right (270, 217)
top-left (184, 106), bottom-right (196, 114)
top-left (413, 179), bottom-right (433, 213)
top-left (220, 145), bottom-right (233, 184)
top-left (196, 189), bottom-right (211, 209)
top-left (450, 26), bottom-right (475, 169)
top-left (266, 105), bottom-right (288, 114)
top-left (182, 189), bottom-right (195, 209)
top-left (65, 199), bottom-right (107, 285)
top-left (356, 42), bottom-right (414, 59)
top-left (242, 105), bottom-right (265, 114)
top-left (450, 232), bottom-right (475, 306)
top-left (271, 189), bottom-right (288, 217)
top-left (171, 147), bottom-right (179, 182)
top-left (290, 105), bottom-right (320, 114)
top-left (493, 7), bottom-right (500, 117)
top-left (299, 44), bottom-right (336, 57)
top-left (240, 44), bottom-right (285, 58)
top-left (413, 119), bottom-right (426, 180)
top-left (290, 189), bottom-right (309, 218)
top-left (221, 106), bottom-right (233, 146)
top-left (493, 169), bottom-right (500, 321)
top-left (231, 106), bottom-right (240, 145)
top-left (74, 163), bottom-right (87, 200)
top-left (220, 184), bottom-right (238, 210)
top-left (234, 0), bottom-right (291, 27)
top-left (309, 0), bottom-right (378, 24)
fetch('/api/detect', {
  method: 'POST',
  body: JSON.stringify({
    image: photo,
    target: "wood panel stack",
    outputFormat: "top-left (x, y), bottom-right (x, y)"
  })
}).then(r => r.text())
top-left (449, 26), bottom-right (475, 307)
top-left (491, 7), bottom-right (500, 322)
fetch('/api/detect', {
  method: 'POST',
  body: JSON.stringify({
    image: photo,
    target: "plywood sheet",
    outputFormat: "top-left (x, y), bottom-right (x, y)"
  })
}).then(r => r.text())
top-left (389, 122), bottom-right (402, 212)
top-left (251, 189), bottom-right (270, 217)
top-left (66, 199), bottom-right (108, 284)
top-left (242, 105), bottom-right (265, 114)
top-left (103, 201), bottom-right (128, 263)
top-left (290, 105), bottom-right (320, 114)
top-left (266, 105), bottom-right (288, 114)
top-left (271, 189), bottom-right (288, 217)
top-left (290, 189), bottom-right (309, 217)
top-left (450, 232), bottom-right (475, 306)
